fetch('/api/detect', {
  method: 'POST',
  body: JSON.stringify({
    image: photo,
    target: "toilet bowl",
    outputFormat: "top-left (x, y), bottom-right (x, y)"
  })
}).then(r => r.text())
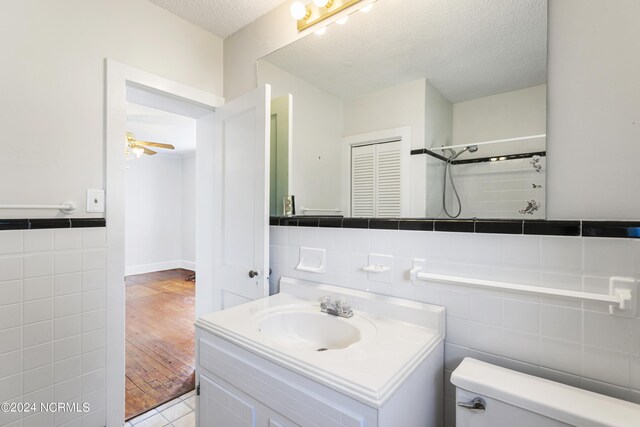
top-left (451, 358), bottom-right (640, 427)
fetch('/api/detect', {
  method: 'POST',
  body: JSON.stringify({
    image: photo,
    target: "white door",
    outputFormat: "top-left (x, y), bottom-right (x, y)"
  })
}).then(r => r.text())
top-left (208, 85), bottom-right (271, 311)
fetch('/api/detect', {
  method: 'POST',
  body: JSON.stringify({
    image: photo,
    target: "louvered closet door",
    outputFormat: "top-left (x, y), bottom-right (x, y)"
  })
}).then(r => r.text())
top-left (351, 144), bottom-right (376, 217)
top-left (375, 140), bottom-right (402, 217)
top-left (351, 141), bottom-right (402, 217)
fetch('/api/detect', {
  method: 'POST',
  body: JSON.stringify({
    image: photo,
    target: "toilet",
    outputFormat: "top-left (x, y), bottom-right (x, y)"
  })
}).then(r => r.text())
top-left (451, 358), bottom-right (640, 427)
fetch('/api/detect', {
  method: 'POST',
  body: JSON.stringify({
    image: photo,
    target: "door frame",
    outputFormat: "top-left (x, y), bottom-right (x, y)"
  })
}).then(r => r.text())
top-left (104, 59), bottom-right (224, 425)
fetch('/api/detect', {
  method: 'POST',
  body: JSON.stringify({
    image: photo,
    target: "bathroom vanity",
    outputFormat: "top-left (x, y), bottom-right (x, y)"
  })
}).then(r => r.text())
top-left (195, 277), bottom-right (445, 426)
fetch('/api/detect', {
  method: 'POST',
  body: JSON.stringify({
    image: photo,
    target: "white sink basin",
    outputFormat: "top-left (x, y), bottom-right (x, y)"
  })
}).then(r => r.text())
top-left (196, 278), bottom-right (445, 406)
top-left (257, 310), bottom-right (362, 351)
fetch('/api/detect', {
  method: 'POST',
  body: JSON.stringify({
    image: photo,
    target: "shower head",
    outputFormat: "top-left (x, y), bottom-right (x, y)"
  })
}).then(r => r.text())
top-left (449, 145), bottom-right (478, 161)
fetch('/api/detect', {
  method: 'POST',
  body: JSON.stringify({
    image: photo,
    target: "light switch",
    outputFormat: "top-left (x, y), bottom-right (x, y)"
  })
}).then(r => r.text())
top-left (86, 189), bottom-right (105, 213)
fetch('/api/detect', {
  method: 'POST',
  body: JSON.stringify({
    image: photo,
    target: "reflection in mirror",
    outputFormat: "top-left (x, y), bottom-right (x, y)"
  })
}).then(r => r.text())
top-left (259, 0), bottom-right (547, 219)
top-left (270, 95), bottom-right (292, 216)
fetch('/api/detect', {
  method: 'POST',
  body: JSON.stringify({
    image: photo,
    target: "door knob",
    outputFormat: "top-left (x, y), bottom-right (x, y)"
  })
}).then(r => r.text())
top-left (249, 270), bottom-right (259, 278)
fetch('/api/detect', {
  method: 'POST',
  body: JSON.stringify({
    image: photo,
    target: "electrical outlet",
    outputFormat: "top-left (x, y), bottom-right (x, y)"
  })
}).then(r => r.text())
top-left (86, 189), bottom-right (105, 213)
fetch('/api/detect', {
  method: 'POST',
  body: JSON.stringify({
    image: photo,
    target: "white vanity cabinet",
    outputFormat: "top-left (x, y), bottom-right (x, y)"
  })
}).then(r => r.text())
top-left (195, 277), bottom-right (445, 427)
top-left (196, 332), bottom-right (377, 427)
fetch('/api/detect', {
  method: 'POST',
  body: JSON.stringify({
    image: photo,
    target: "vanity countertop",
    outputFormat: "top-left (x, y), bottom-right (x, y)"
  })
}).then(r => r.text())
top-left (196, 277), bottom-right (445, 407)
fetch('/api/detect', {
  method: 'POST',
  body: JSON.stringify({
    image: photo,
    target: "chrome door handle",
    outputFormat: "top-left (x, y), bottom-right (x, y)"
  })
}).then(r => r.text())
top-left (458, 397), bottom-right (486, 413)
top-left (249, 270), bottom-right (259, 278)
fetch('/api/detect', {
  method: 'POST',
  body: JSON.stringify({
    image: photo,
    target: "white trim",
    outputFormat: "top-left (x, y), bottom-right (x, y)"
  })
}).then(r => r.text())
top-left (125, 260), bottom-right (196, 276)
top-left (105, 58), bottom-right (223, 426)
top-left (341, 127), bottom-right (411, 217)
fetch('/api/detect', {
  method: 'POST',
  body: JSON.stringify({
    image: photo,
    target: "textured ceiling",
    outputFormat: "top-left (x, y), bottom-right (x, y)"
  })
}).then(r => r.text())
top-left (146, 0), bottom-right (288, 38)
top-left (262, 0), bottom-right (547, 102)
top-left (126, 103), bottom-right (197, 155)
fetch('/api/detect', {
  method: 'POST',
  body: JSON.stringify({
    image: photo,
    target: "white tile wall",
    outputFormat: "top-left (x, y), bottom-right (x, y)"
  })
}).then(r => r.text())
top-left (0, 228), bottom-right (106, 427)
top-left (269, 226), bottom-right (640, 426)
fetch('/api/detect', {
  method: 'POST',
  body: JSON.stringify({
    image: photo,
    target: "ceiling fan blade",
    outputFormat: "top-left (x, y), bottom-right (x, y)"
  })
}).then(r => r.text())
top-left (135, 140), bottom-right (175, 150)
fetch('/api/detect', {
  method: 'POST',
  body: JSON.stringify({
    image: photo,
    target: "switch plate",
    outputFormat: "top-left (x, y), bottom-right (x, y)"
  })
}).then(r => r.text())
top-left (86, 189), bottom-right (105, 213)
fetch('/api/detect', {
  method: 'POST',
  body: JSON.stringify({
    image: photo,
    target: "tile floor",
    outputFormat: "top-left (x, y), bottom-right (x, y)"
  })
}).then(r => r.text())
top-left (126, 390), bottom-right (196, 427)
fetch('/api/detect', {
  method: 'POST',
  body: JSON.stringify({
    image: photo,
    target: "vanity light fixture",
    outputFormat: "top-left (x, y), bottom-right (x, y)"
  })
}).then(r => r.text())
top-left (313, 0), bottom-right (334, 7)
top-left (291, 0), bottom-right (374, 32)
top-left (290, 1), bottom-right (310, 20)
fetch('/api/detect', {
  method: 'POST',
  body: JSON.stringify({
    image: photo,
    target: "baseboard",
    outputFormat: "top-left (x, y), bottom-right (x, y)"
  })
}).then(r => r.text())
top-left (181, 260), bottom-right (196, 271)
top-left (126, 260), bottom-right (196, 276)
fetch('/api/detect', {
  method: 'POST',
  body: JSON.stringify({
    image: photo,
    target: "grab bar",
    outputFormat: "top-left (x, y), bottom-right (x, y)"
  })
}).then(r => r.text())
top-left (0, 202), bottom-right (76, 214)
top-left (415, 271), bottom-right (637, 316)
top-left (299, 207), bottom-right (343, 214)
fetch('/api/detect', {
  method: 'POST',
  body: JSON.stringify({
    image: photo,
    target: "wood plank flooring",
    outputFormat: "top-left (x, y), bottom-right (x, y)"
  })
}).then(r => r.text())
top-left (125, 269), bottom-right (196, 420)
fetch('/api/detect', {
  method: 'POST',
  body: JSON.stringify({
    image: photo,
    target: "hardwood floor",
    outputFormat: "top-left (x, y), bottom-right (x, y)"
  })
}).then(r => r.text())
top-left (125, 268), bottom-right (196, 420)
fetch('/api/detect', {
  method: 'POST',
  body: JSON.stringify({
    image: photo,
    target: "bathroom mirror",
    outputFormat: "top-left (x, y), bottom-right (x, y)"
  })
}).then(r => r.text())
top-left (259, 0), bottom-right (547, 219)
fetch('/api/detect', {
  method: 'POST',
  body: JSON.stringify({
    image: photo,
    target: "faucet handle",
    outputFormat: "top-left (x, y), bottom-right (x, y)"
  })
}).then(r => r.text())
top-left (335, 298), bottom-right (352, 315)
top-left (319, 295), bottom-right (332, 309)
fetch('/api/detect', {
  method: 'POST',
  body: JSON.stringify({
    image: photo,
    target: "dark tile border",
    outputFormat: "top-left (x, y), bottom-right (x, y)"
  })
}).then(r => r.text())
top-left (582, 221), bottom-right (640, 238)
top-left (369, 219), bottom-right (400, 230)
top-left (70, 218), bottom-right (106, 228)
top-left (0, 218), bottom-right (106, 231)
top-left (475, 220), bottom-right (523, 235)
top-left (454, 151), bottom-right (546, 165)
top-left (434, 220), bottom-right (475, 233)
top-left (269, 217), bottom-right (640, 239)
top-left (524, 220), bottom-right (580, 236)
top-left (399, 219), bottom-right (434, 231)
top-left (410, 148), bottom-right (547, 165)
top-left (342, 218), bottom-right (369, 229)
top-left (29, 219), bottom-right (71, 229)
top-left (318, 217), bottom-right (343, 228)
top-left (0, 219), bottom-right (29, 231)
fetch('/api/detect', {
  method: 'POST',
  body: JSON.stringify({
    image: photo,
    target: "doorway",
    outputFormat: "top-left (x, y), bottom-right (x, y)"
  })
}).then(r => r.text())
top-left (124, 100), bottom-right (198, 419)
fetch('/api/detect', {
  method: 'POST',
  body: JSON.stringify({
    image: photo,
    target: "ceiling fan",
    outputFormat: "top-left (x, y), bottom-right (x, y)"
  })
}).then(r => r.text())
top-left (126, 132), bottom-right (175, 158)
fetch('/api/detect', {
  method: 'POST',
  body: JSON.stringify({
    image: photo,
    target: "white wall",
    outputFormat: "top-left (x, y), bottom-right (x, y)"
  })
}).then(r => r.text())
top-left (226, 0), bottom-right (640, 220)
top-left (125, 154), bottom-right (195, 275)
top-left (343, 79), bottom-right (426, 149)
top-left (181, 155), bottom-right (196, 268)
top-left (452, 84), bottom-right (547, 156)
top-left (125, 155), bottom-right (181, 274)
top-left (425, 81), bottom-right (453, 149)
top-left (547, 0), bottom-right (640, 220)
top-left (258, 61), bottom-right (344, 213)
top-left (0, 0), bottom-right (223, 219)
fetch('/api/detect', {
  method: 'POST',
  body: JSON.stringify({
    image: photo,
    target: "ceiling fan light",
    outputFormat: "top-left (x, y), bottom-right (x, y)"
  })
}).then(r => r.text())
top-left (132, 147), bottom-right (144, 158)
top-left (290, 1), bottom-right (308, 20)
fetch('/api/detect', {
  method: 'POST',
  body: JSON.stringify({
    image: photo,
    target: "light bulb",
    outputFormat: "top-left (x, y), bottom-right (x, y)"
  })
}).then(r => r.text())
top-left (314, 26), bottom-right (327, 35)
top-left (290, 1), bottom-right (308, 20)
top-left (336, 15), bottom-right (348, 25)
top-left (313, 0), bottom-right (329, 7)
top-left (360, 3), bottom-right (374, 13)
top-left (132, 147), bottom-right (144, 158)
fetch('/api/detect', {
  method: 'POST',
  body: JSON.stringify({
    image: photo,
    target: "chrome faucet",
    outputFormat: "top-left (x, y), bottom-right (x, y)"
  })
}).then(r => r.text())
top-left (320, 296), bottom-right (353, 318)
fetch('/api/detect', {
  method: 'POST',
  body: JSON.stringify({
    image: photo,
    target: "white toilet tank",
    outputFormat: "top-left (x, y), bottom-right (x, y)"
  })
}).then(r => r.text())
top-left (451, 358), bottom-right (640, 427)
